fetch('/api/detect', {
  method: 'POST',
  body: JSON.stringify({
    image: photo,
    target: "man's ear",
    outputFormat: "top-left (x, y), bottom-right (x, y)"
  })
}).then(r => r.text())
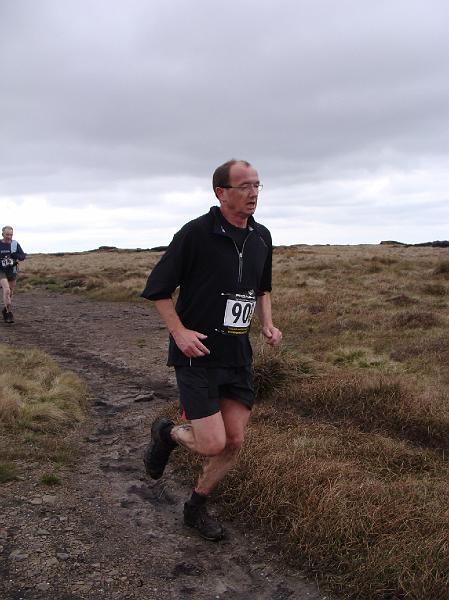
top-left (215, 187), bottom-right (225, 203)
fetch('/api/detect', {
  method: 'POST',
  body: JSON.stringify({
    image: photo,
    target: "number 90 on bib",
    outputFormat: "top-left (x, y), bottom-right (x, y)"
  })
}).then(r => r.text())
top-left (222, 293), bottom-right (256, 335)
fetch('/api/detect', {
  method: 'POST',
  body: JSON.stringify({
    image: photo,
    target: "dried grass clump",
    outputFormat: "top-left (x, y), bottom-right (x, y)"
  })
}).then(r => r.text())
top-left (0, 389), bottom-right (23, 426)
top-left (369, 256), bottom-right (398, 266)
top-left (386, 294), bottom-right (418, 306)
top-left (217, 416), bottom-right (449, 600)
top-left (433, 260), bottom-right (449, 276)
top-left (391, 310), bottom-right (441, 329)
top-left (0, 345), bottom-right (88, 433)
top-left (253, 347), bottom-right (315, 400)
top-left (275, 373), bottom-right (449, 450)
top-left (390, 335), bottom-right (449, 363)
top-left (422, 283), bottom-right (447, 296)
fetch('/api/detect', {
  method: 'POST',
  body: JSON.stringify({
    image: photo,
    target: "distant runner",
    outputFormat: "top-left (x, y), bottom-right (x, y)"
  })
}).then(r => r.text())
top-left (141, 159), bottom-right (282, 541)
top-left (1, 226), bottom-right (26, 324)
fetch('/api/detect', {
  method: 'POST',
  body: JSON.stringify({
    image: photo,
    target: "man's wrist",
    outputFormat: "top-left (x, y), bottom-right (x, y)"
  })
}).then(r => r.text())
top-left (170, 324), bottom-right (186, 337)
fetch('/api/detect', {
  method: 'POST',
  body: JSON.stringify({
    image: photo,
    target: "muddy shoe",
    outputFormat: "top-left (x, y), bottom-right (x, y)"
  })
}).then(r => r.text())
top-left (143, 417), bottom-right (176, 479)
top-left (2, 308), bottom-right (7, 322)
top-left (184, 502), bottom-right (225, 541)
top-left (6, 311), bottom-right (14, 323)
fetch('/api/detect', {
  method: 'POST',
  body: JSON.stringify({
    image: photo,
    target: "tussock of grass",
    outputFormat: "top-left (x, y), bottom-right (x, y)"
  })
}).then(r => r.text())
top-left (422, 283), bottom-right (447, 296)
top-left (0, 462), bottom-right (18, 483)
top-left (224, 416), bottom-right (449, 600)
top-left (391, 310), bottom-right (441, 329)
top-left (433, 260), bottom-right (449, 276)
top-left (386, 293), bottom-right (418, 306)
top-left (252, 346), bottom-right (315, 399)
top-left (262, 370), bottom-right (449, 450)
top-left (390, 335), bottom-right (449, 363)
top-left (0, 344), bottom-right (89, 470)
top-left (41, 473), bottom-right (61, 486)
top-left (0, 348), bottom-right (88, 432)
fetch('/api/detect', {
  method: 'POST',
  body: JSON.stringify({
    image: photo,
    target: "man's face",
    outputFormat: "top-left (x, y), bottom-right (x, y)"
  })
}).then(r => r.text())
top-left (2, 229), bottom-right (13, 243)
top-left (219, 163), bottom-right (260, 220)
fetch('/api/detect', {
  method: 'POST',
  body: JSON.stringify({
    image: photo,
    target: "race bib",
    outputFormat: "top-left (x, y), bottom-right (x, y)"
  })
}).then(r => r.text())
top-left (1, 257), bottom-right (13, 268)
top-left (221, 291), bottom-right (256, 335)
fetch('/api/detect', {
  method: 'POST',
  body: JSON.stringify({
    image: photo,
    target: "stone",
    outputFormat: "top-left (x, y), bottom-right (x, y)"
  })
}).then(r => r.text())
top-left (45, 558), bottom-right (59, 567)
top-left (57, 553), bottom-right (70, 561)
top-left (134, 392), bottom-right (155, 402)
top-left (10, 551), bottom-right (29, 561)
top-left (42, 495), bottom-right (57, 505)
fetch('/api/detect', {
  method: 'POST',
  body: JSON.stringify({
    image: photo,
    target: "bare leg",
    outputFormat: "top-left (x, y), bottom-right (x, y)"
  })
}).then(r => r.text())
top-left (1, 279), bottom-right (11, 310)
top-left (195, 399), bottom-right (251, 495)
top-left (171, 412), bottom-right (227, 456)
top-left (8, 279), bottom-right (16, 307)
top-left (170, 399), bottom-right (251, 493)
top-left (174, 400), bottom-right (251, 541)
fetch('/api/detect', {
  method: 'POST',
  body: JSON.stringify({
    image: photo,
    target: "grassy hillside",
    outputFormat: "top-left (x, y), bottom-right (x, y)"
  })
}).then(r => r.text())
top-left (16, 244), bottom-right (449, 599)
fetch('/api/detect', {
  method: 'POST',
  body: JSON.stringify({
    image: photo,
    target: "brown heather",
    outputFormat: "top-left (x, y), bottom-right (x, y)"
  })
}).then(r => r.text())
top-left (19, 243), bottom-right (449, 599)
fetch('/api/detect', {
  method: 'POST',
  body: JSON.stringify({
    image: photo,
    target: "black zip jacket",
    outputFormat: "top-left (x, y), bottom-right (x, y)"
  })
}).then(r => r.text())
top-left (141, 206), bottom-right (272, 367)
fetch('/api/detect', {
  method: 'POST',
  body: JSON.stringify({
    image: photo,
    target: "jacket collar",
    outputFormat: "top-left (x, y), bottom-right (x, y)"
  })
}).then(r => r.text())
top-left (209, 206), bottom-right (257, 236)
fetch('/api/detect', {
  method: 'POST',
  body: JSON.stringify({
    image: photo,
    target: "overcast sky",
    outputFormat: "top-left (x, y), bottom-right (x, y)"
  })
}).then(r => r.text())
top-left (1, 0), bottom-right (448, 253)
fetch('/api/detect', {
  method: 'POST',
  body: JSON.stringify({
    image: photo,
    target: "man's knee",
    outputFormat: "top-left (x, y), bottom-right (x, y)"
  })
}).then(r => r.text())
top-left (226, 432), bottom-right (245, 451)
top-left (198, 438), bottom-right (227, 457)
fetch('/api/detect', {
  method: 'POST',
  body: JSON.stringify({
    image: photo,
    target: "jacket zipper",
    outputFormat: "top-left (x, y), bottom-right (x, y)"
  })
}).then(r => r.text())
top-left (232, 231), bottom-right (252, 283)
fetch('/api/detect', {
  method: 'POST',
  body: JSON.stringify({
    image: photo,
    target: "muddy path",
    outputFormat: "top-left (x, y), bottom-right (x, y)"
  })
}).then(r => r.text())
top-left (1, 291), bottom-right (326, 600)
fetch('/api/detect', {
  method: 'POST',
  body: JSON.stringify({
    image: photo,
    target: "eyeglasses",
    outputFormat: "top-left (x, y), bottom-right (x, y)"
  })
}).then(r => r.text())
top-left (221, 183), bottom-right (263, 192)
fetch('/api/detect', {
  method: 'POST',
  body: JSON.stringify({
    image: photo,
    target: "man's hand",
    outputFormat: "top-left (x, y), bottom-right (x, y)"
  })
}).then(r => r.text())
top-left (172, 328), bottom-right (210, 358)
top-left (261, 325), bottom-right (282, 346)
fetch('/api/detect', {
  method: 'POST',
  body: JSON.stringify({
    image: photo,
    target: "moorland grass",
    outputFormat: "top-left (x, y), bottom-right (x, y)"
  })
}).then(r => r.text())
top-left (0, 345), bottom-right (89, 474)
top-left (17, 244), bottom-right (449, 598)
top-left (18, 248), bottom-right (161, 301)
top-left (219, 412), bottom-right (449, 600)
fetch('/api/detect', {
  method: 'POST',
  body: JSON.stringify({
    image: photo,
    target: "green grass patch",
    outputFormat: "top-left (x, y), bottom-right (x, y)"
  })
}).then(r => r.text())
top-left (40, 473), bottom-right (61, 486)
top-left (0, 462), bottom-right (18, 483)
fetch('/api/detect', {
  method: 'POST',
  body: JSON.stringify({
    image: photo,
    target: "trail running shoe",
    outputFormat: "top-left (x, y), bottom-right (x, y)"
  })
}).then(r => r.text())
top-left (2, 308), bottom-right (7, 322)
top-left (143, 417), bottom-right (176, 479)
top-left (6, 311), bottom-right (14, 323)
top-left (184, 502), bottom-right (225, 541)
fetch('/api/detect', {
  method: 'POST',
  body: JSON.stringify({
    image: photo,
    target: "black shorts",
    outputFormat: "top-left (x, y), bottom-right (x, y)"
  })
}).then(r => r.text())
top-left (0, 269), bottom-right (16, 281)
top-left (174, 365), bottom-right (254, 421)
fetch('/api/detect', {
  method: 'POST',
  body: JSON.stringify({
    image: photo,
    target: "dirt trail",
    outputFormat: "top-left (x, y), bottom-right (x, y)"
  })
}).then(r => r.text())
top-left (1, 291), bottom-right (326, 600)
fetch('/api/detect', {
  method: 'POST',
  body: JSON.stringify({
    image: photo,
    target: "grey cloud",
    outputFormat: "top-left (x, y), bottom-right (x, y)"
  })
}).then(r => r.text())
top-left (1, 0), bottom-right (448, 250)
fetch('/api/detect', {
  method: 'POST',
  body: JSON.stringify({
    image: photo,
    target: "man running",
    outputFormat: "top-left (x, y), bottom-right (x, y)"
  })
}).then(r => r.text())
top-left (1, 226), bottom-right (26, 324)
top-left (141, 159), bottom-right (282, 541)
